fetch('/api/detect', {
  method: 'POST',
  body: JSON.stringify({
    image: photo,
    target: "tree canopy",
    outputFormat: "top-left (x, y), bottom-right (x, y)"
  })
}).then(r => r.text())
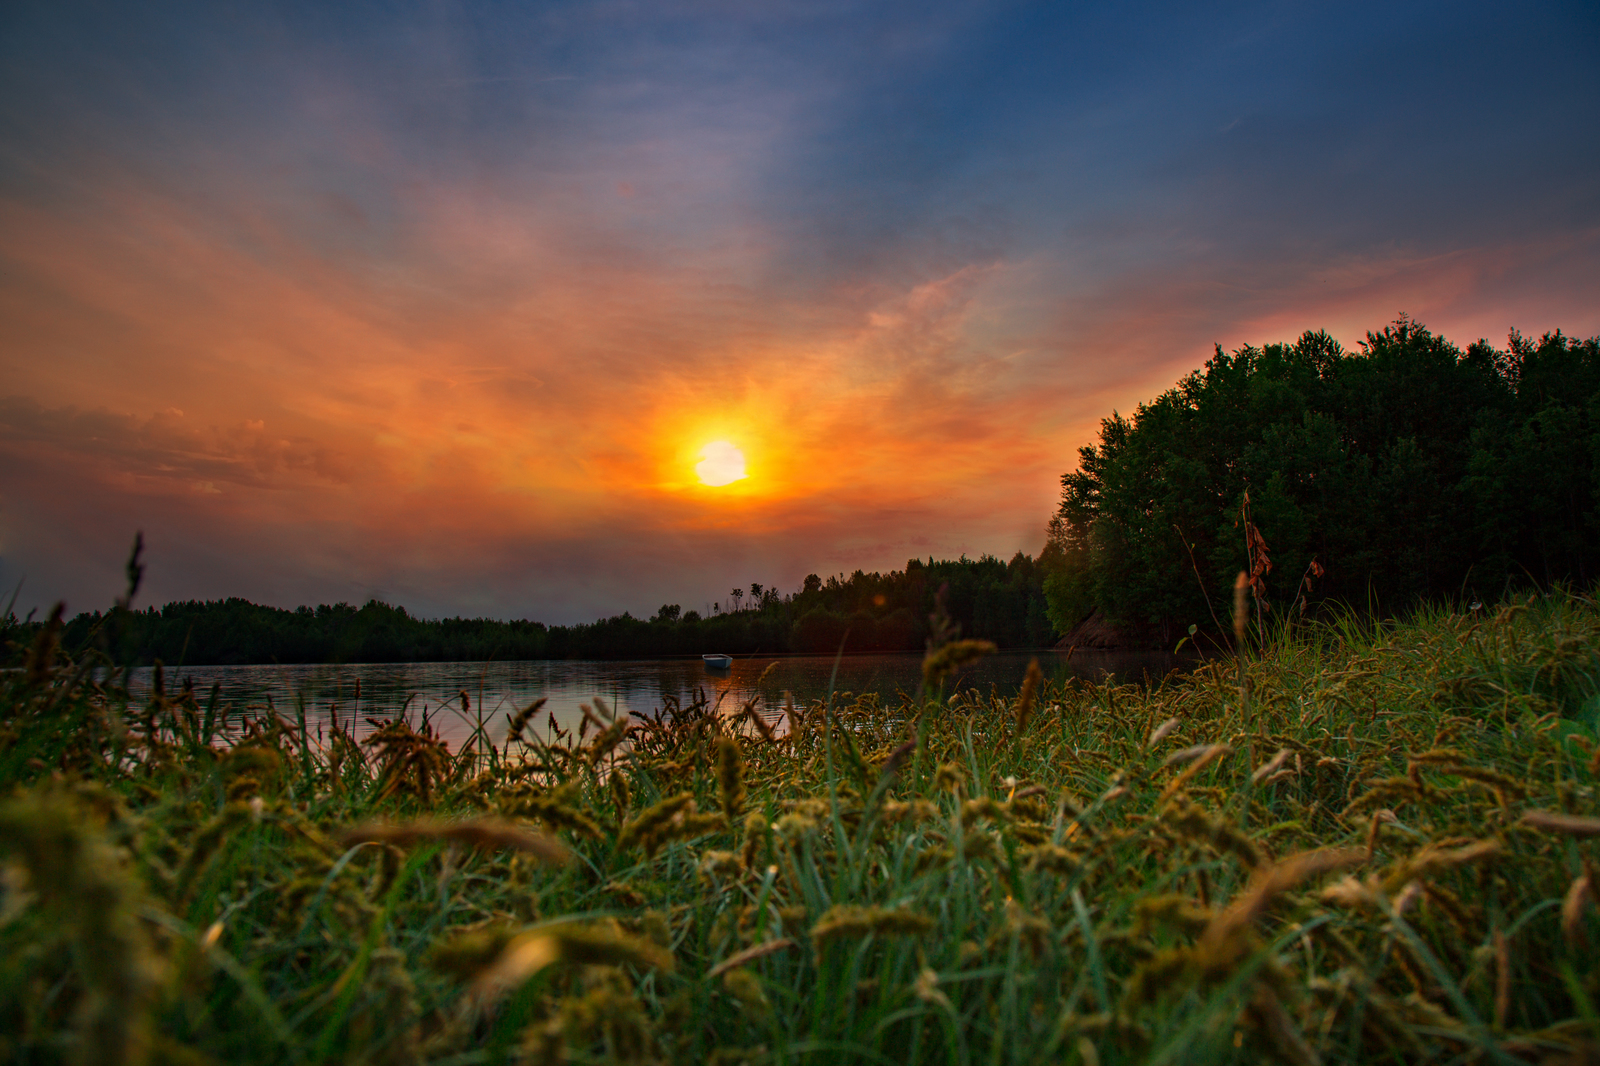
top-left (1044, 317), bottom-right (1600, 643)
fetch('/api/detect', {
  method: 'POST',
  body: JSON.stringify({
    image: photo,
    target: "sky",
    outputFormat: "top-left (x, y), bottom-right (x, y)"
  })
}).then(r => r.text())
top-left (1, 0), bottom-right (1596, 624)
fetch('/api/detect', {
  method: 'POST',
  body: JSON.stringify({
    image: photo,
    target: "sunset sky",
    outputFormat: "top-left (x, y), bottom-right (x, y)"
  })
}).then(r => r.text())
top-left (2, 0), bottom-right (1596, 624)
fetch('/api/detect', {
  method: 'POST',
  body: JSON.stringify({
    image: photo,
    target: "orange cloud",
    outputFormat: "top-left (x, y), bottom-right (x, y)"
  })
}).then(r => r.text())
top-left (3, 158), bottom-right (1597, 622)
top-left (0, 176), bottom-right (1076, 619)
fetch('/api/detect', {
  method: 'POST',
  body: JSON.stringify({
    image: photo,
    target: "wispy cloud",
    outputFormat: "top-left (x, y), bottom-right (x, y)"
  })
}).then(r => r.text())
top-left (1, 0), bottom-right (1596, 620)
top-left (0, 397), bottom-right (349, 492)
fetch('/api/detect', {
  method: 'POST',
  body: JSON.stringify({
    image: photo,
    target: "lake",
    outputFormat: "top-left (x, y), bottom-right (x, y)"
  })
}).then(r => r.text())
top-left (125, 648), bottom-right (1183, 748)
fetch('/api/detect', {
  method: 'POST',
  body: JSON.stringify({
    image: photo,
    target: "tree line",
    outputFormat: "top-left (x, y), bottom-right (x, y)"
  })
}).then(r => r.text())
top-left (35, 554), bottom-right (1055, 666)
top-left (12, 315), bottom-right (1594, 666)
top-left (1043, 317), bottom-right (1600, 645)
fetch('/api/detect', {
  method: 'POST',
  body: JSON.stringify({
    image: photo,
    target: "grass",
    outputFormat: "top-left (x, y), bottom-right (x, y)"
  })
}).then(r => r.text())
top-left (3, 590), bottom-right (1600, 1064)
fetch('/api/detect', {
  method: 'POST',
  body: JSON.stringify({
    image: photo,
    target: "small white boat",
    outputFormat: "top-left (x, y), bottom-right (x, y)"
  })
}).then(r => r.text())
top-left (702, 653), bottom-right (733, 670)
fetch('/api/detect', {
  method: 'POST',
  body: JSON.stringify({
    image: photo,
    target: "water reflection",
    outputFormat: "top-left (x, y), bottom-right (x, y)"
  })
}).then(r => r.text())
top-left (125, 649), bottom-right (1183, 748)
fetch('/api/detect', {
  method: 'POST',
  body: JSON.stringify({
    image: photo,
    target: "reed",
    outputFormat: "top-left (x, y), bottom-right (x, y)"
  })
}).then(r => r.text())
top-left (4, 588), bottom-right (1600, 1063)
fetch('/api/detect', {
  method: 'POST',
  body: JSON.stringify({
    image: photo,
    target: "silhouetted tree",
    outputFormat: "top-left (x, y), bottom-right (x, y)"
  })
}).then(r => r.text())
top-left (1044, 318), bottom-right (1600, 644)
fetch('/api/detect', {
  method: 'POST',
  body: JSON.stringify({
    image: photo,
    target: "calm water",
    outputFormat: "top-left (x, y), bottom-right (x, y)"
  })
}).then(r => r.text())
top-left (125, 649), bottom-right (1181, 748)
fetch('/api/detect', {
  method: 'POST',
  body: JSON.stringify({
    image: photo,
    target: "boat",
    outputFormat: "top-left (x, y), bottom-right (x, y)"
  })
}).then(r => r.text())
top-left (702, 653), bottom-right (733, 670)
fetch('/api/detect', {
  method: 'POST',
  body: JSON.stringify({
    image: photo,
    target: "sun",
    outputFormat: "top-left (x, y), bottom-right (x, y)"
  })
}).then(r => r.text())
top-left (695, 441), bottom-right (747, 486)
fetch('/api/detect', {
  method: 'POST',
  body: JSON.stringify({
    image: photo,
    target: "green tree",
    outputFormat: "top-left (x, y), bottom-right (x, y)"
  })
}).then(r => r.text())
top-left (1044, 318), bottom-right (1600, 644)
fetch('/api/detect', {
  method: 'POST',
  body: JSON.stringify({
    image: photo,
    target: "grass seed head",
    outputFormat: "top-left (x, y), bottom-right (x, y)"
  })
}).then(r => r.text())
top-left (1124, 946), bottom-right (1197, 1005)
top-left (584, 717), bottom-right (629, 766)
top-left (740, 811), bottom-right (769, 867)
top-left (501, 792), bottom-right (603, 840)
top-left (222, 744), bottom-right (282, 787)
top-left (716, 735), bottom-right (746, 821)
top-left (1134, 894), bottom-right (1213, 936)
top-left (1023, 844), bottom-right (1079, 877)
top-left (698, 850), bottom-right (741, 882)
top-left (1163, 802), bottom-right (1263, 868)
top-left (961, 829), bottom-right (1002, 863)
top-left (617, 793), bottom-right (696, 852)
top-left (883, 799), bottom-right (939, 825)
top-left (914, 967), bottom-right (952, 1011)
top-left (176, 802), bottom-right (258, 900)
top-left (934, 763), bottom-right (965, 793)
top-left (609, 771), bottom-right (633, 819)
top-left (774, 812), bottom-right (818, 839)
top-left (0, 792), bottom-right (161, 1066)
top-left (960, 797), bottom-right (1010, 827)
top-left (550, 919), bottom-right (676, 972)
top-left (923, 639), bottom-right (998, 691)
top-left (469, 919), bottom-right (675, 1006)
top-left (990, 898), bottom-right (1051, 958)
top-left (505, 697), bottom-right (548, 745)
top-left (1015, 657), bottom-right (1043, 734)
top-left (721, 968), bottom-right (770, 1015)
top-left (810, 905), bottom-right (935, 948)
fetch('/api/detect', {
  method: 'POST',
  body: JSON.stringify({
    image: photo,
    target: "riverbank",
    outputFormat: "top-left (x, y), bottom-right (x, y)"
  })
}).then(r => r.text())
top-left (3, 591), bottom-right (1599, 1063)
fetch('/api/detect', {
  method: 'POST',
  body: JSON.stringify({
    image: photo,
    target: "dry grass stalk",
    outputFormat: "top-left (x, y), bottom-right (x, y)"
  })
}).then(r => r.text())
top-left (1381, 839), bottom-right (1499, 893)
top-left (1233, 570), bottom-right (1251, 761)
top-left (746, 700), bottom-right (779, 743)
top-left (1562, 875), bottom-right (1594, 948)
top-left (1145, 717), bottom-right (1180, 749)
top-left (339, 818), bottom-right (568, 863)
top-left (1163, 743), bottom-right (1228, 769)
top-left (1494, 928), bottom-right (1512, 1031)
top-left (1251, 985), bottom-right (1320, 1066)
top-left (1158, 744), bottom-right (1233, 804)
top-left (1521, 810), bottom-right (1600, 836)
top-left (1233, 571), bottom-right (1249, 645)
top-left (1198, 847), bottom-right (1364, 966)
top-left (876, 738), bottom-right (916, 780)
top-left (706, 938), bottom-right (798, 979)
top-left (1251, 748), bottom-right (1294, 784)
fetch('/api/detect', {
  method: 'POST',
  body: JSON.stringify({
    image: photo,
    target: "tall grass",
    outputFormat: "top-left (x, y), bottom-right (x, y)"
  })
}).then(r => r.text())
top-left (4, 590), bottom-right (1600, 1063)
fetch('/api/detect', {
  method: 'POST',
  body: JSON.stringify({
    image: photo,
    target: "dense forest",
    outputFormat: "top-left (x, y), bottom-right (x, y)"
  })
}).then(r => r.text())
top-left (40, 554), bottom-right (1055, 665)
top-left (1045, 317), bottom-right (1600, 645)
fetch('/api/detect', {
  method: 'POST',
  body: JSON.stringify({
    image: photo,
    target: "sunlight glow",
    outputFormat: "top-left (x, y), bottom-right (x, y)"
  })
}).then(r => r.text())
top-left (695, 441), bottom-right (748, 486)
